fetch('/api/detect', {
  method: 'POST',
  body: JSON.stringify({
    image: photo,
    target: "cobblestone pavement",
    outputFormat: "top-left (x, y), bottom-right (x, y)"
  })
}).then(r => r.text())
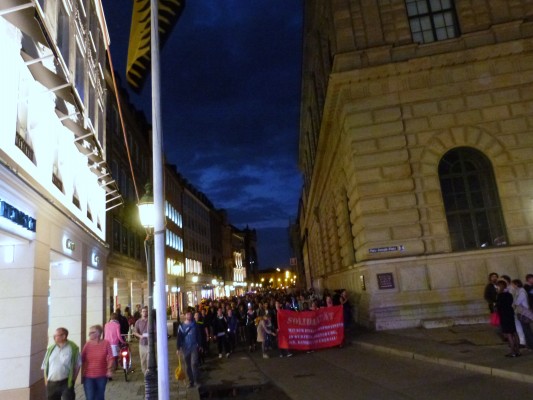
top-left (74, 336), bottom-right (199, 400)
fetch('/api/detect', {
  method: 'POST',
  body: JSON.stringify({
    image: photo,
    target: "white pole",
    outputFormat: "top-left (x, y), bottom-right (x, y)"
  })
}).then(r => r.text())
top-left (150, 0), bottom-right (169, 398)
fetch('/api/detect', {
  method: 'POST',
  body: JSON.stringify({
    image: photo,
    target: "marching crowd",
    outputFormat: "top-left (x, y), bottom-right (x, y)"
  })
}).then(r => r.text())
top-left (176, 288), bottom-right (353, 388)
top-left (40, 288), bottom-right (352, 398)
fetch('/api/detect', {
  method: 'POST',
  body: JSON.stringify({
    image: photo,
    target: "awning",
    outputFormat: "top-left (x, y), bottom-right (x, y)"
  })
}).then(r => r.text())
top-left (55, 109), bottom-right (123, 210)
top-left (20, 51), bottom-right (77, 107)
top-left (1, 1), bottom-right (49, 47)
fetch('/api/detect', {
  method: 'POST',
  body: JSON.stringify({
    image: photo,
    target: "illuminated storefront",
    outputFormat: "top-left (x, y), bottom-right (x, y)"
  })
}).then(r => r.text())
top-left (0, 1), bottom-right (119, 398)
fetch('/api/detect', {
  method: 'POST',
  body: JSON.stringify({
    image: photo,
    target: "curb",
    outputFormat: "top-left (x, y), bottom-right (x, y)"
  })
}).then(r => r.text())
top-left (353, 341), bottom-right (533, 384)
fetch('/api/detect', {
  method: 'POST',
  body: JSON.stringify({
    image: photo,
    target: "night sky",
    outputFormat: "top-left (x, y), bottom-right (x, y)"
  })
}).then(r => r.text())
top-left (102, 1), bottom-right (304, 268)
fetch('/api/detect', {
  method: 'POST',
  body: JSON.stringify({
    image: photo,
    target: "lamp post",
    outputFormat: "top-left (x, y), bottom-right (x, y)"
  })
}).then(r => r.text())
top-left (138, 184), bottom-right (157, 398)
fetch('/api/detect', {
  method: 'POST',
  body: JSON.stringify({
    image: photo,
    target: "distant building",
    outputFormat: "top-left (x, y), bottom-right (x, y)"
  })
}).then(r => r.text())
top-left (164, 164), bottom-right (185, 318)
top-left (0, 1), bottom-right (119, 397)
top-left (299, 1), bottom-right (533, 330)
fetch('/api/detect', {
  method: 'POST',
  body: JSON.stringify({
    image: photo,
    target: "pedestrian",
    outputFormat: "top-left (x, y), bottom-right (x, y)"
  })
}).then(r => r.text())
top-left (193, 311), bottom-right (208, 365)
top-left (274, 301), bottom-right (293, 358)
top-left (226, 308), bottom-right (238, 353)
top-left (257, 314), bottom-right (276, 358)
top-left (501, 275), bottom-right (527, 347)
top-left (212, 307), bottom-right (230, 358)
top-left (496, 280), bottom-right (521, 357)
top-left (115, 308), bottom-right (130, 337)
top-left (133, 304), bottom-right (141, 321)
top-left (524, 274), bottom-right (533, 308)
top-left (103, 313), bottom-right (126, 372)
top-left (177, 311), bottom-right (202, 388)
top-left (42, 327), bottom-right (81, 400)
top-left (236, 303), bottom-right (247, 343)
top-left (81, 325), bottom-right (114, 399)
top-left (511, 279), bottom-right (533, 349)
top-left (245, 303), bottom-right (257, 352)
top-left (339, 289), bottom-right (353, 347)
top-left (484, 272), bottom-right (499, 313)
top-left (133, 306), bottom-right (149, 374)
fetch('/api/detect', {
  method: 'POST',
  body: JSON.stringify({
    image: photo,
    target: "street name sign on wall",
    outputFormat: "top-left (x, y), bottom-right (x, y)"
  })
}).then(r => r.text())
top-left (369, 245), bottom-right (405, 253)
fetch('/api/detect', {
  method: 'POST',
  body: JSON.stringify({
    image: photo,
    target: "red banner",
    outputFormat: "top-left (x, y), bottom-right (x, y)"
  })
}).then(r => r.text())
top-left (277, 306), bottom-right (344, 350)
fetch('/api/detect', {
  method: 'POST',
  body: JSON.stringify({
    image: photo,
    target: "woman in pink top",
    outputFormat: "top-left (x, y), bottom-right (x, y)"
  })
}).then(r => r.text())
top-left (104, 313), bottom-right (126, 370)
top-left (82, 325), bottom-right (114, 400)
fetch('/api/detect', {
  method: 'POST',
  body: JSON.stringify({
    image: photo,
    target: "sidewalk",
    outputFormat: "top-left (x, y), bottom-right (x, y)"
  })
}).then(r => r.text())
top-left (74, 337), bottom-right (200, 400)
top-left (353, 323), bottom-right (533, 384)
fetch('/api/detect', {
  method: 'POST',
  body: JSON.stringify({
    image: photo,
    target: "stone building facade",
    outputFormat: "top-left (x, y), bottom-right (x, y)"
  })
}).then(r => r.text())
top-left (299, 0), bottom-right (533, 329)
top-left (105, 75), bottom-right (151, 317)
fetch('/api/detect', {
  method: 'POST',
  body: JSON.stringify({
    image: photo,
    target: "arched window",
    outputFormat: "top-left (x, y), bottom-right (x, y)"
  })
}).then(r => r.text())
top-left (438, 147), bottom-right (507, 251)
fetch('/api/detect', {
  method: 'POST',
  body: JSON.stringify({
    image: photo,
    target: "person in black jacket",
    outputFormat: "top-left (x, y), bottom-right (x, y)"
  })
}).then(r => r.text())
top-left (116, 308), bottom-right (130, 337)
top-left (212, 308), bottom-right (230, 358)
top-left (484, 272), bottom-right (499, 313)
top-left (496, 280), bottom-right (520, 357)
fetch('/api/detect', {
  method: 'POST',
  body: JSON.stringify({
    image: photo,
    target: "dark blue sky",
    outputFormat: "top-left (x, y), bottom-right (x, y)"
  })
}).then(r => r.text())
top-left (102, 1), bottom-right (303, 268)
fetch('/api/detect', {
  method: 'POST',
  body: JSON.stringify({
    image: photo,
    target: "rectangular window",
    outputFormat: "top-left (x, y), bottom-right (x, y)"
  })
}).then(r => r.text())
top-left (129, 231), bottom-right (135, 257)
top-left (121, 226), bottom-right (128, 254)
top-left (97, 101), bottom-right (104, 147)
top-left (405, 0), bottom-right (459, 44)
top-left (75, 45), bottom-right (85, 102)
top-left (57, 5), bottom-right (70, 64)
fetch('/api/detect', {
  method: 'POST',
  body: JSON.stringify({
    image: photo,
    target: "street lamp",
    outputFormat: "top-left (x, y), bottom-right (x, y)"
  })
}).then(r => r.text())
top-left (138, 183), bottom-right (157, 398)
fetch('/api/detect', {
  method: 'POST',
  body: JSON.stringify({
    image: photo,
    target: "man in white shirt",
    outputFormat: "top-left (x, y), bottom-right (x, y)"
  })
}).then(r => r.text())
top-left (133, 306), bottom-right (149, 374)
top-left (41, 327), bottom-right (81, 400)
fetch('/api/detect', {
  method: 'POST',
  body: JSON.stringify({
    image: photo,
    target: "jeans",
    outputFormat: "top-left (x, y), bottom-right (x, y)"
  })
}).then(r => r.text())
top-left (184, 348), bottom-right (199, 385)
top-left (83, 376), bottom-right (108, 400)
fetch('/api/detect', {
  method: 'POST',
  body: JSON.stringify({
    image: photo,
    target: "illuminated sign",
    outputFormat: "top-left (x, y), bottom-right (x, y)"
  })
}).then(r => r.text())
top-left (0, 200), bottom-right (36, 232)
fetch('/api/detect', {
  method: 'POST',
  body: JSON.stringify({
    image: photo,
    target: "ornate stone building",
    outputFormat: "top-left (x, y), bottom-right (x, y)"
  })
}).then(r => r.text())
top-left (299, 1), bottom-right (533, 329)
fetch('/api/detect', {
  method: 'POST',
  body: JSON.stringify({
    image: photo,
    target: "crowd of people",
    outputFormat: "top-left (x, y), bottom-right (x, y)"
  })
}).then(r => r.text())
top-left (484, 273), bottom-right (533, 357)
top-left (40, 289), bottom-right (351, 398)
top-left (176, 288), bottom-right (353, 388)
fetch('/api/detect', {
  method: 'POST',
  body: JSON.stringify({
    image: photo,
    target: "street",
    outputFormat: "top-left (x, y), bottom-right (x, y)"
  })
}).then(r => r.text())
top-left (75, 332), bottom-right (533, 400)
top-left (246, 343), bottom-right (533, 400)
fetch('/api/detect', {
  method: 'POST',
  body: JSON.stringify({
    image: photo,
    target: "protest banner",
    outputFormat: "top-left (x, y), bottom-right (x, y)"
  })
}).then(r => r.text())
top-left (277, 305), bottom-right (344, 350)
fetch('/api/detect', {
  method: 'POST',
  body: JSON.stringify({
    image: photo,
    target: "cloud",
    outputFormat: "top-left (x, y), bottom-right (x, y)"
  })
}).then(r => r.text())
top-left (104, 0), bottom-right (303, 267)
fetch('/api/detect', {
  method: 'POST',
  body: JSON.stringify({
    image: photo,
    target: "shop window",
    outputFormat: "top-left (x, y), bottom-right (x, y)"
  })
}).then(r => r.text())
top-left (405, 0), bottom-right (459, 44)
top-left (438, 147), bottom-right (507, 251)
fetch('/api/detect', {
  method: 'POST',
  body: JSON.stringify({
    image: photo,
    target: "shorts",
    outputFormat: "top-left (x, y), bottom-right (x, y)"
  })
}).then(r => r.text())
top-left (111, 344), bottom-right (119, 357)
